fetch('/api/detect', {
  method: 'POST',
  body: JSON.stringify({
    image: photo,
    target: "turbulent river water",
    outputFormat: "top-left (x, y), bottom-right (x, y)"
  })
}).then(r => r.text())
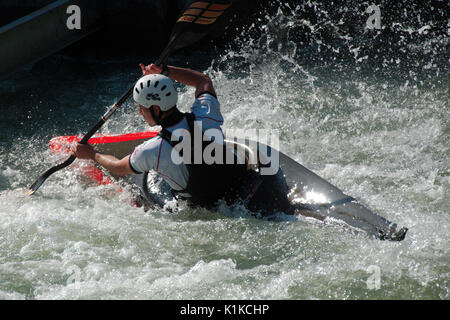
top-left (0, 2), bottom-right (448, 299)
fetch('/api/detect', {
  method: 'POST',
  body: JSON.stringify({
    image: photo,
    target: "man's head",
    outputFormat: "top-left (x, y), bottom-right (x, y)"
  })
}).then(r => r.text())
top-left (133, 74), bottom-right (178, 125)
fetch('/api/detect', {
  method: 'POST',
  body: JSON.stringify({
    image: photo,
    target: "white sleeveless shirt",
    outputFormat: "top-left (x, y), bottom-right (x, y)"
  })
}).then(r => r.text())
top-left (129, 93), bottom-right (224, 191)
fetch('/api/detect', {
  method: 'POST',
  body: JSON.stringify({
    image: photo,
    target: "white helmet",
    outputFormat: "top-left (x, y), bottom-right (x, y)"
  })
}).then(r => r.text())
top-left (133, 74), bottom-right (178, 111)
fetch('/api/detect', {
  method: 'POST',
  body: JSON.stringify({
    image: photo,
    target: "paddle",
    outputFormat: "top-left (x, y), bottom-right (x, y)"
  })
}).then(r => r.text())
top-left (28, 0), bottom-right (232, 195)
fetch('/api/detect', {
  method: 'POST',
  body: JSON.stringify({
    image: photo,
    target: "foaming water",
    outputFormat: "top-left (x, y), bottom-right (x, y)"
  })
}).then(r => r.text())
top-left (0, 2), bottom-right (448, 299)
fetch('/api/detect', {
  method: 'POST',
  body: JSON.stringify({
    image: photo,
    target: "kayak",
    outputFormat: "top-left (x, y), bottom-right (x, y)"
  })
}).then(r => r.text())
top-left (49, 131), bottom-right (158, 185)
top-left (50, 131), bottom-right (408, 241)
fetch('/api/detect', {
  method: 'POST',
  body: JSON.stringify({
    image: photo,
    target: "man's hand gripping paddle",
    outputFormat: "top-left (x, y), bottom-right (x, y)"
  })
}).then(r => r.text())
top-left (28, 0), bottom-right (232, 196)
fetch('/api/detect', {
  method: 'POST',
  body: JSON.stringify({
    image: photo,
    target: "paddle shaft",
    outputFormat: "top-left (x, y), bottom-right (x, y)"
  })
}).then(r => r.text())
top-left (28, 0), bottom-right (232, 194)
top-left (27, 87), bottom-right (134, 194)
top-left (67, 88), bottom-right (133, 161)
top-left (80, 87), bottom-right (133, 144)
top-left (28, 28), bottom-right (187, 195)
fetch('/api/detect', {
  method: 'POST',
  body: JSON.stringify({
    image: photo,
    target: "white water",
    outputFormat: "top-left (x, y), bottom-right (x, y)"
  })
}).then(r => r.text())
top-left (0, 2), bottom-right (448, 299)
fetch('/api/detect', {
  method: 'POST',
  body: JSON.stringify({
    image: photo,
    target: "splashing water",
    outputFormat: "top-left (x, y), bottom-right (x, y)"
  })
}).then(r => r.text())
top-left (0, 1), bottom-right (448, 299)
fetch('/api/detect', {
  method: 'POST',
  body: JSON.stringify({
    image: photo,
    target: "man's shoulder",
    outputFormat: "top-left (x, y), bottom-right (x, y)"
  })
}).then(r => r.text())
top-left (192, 92), bottom-right (220, 110)
top-left (132, 136), bottom-right (163, 157)
top-left (191, 92), bottom-right (223, 126)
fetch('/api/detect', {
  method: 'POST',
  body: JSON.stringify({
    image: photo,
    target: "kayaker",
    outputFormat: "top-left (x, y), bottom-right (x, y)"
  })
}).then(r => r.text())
top-left (72, 63), bottom-right (291, 216)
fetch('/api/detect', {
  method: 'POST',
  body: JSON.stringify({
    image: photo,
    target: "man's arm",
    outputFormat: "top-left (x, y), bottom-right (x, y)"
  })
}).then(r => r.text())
top-left (72, 143), bottom-right (135, 176)
top-left (140, 63), bottom-right (217, 98)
